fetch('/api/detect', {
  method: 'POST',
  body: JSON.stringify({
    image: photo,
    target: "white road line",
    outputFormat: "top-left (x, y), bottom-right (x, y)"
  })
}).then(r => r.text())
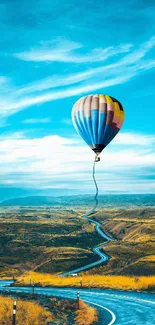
top-left (61, 212), bottom-right (112, 276)
top-left (80, 290), bottom-right (155, 306)
top-left (84, 299), bottom-right (116, 325)
top-left (56, 289), bottom-right (155, 306)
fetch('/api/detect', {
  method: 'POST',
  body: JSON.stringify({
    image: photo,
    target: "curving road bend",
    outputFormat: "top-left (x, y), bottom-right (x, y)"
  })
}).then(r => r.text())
top-left (1, 209), bottom-right (154, 324)
top-left (1, 285), bottom-right (155, 325)
top-left (61, 210), bottom-right (112, 276)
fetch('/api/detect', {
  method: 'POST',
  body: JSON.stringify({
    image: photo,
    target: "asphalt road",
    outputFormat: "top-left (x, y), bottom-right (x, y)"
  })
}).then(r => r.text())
top-left (61, 210), bottom-right (112, 276)
top-left (1, 207), bottom-right (154, 325)
top-left (1, 285), bottom-right (155, 325)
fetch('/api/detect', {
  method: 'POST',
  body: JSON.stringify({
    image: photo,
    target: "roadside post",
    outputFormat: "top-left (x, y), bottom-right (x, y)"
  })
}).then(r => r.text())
top-left (77, 291), bottom-right (80, 309)
top-left (12, 301), bottom-right (17, 325)
top-left (32, 284), bottom-right (35, 296)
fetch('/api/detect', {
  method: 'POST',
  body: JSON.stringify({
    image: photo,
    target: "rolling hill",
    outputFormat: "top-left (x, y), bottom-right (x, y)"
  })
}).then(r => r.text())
top-left (1, 194), bottom-right (155, 207)
top-left (0, 205), bottom-right (154, 278)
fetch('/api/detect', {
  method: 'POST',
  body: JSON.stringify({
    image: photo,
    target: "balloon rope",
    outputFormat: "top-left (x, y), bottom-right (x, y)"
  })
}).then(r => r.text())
top-left (92, 157), bottom-right (99, 211)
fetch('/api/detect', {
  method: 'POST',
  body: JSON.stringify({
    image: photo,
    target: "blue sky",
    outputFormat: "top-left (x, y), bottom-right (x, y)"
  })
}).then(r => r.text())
top-left (0, 0), bottom-right (155, 198)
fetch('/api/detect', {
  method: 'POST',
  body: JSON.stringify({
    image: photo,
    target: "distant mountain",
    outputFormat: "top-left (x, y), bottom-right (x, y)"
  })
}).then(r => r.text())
top-left (0, 187), bottom-right (32, 202)
top-left (0, 186), bottom-right (80, 203)
top-left (1, 194), bottom-right (155, 207)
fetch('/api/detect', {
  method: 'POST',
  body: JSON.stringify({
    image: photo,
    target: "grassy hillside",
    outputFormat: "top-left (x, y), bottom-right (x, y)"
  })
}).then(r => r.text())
top-left (0, 206), bottom-right (154, 279)
top-left (85, 207), bottom-right (155, 276)
top-left (17, 272), bottom-right (155, 291)
top-left (1, 194), bottom-right (155, 207)
top-left (0, 296), bottom-right (53, 325)
top-left (0, 207), bottom-right (102, 277)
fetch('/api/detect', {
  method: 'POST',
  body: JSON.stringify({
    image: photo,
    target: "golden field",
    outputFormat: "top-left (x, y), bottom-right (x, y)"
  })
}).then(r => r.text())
top-left (0, 294), bottom-right (97, 325)
top-left (17, 271), bottom-right (155, 291)
top-left (0, 207), bottom-right (100, 278)
top-left (0, 206), bottom-right (155, 281)
top-left (85, 207), bottom-right (155, 276)
top-left (0, 296), bottom-right (53, 325)
top-left (75, 300), bottom-right (98, 325)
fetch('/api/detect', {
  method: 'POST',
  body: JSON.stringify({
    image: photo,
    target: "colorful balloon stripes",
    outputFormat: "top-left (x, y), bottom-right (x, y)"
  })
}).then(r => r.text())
top-left (72, 94), bottom-right (124, 156)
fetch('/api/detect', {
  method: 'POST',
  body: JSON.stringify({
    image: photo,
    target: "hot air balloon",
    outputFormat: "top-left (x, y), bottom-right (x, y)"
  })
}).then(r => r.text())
top-left (72, 94), bottom-right (124, 161)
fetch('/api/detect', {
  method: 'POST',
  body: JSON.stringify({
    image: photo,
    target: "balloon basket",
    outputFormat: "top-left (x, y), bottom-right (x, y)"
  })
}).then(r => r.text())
top-left (95, 156), bottom-right (100, 162)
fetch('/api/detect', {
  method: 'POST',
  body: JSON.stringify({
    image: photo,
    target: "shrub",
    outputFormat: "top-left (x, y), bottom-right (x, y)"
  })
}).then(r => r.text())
top-left (75, 300), bottom-right (98, 325)
top-left (0, 296), bottom-right (53, 325)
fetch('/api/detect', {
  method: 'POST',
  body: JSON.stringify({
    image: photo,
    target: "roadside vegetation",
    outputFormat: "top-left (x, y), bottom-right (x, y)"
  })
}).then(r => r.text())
top-left (75, 300), bottom-right (98, 325)
top-left (0, 206), bottom-right (154, 286)
top-left (17, 272), bottom-right (155, 291)
top-left (0, 294), bottom-right (98, 325)
top-left (0, 296), bottom-right (52, 325)
top-left (0, 207), bottom-right (101, 278)
top-left (88, 207), bottom-right (155, 276)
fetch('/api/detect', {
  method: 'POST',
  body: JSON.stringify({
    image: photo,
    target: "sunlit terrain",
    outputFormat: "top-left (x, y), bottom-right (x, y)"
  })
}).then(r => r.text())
top-left (0, 204), bottom-right (154, 291)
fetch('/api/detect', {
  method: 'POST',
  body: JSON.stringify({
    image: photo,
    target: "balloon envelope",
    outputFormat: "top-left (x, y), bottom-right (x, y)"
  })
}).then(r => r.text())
top-left (72, 94), bottom-right (124, 155)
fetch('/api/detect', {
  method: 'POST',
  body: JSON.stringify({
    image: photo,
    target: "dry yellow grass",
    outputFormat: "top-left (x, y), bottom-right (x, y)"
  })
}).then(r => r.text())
top-left (75, 300), bottom-right (98, 325)
top-left (17, 271), bottom-right (155, 291)
top-left (138, 255), bottom-right (155, 262)
top-left (0, 208), bottom-right (99, 278)
top-left (0, 296), bottom-right (53, 325)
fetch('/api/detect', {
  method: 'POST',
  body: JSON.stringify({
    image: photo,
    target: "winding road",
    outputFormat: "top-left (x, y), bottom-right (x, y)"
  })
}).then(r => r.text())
top-left (0, 209), bottom-right (154, 325)
top-left (0, 206), bottom-right (154, 324)
top-left (61, 159), bottom-right (112, 276)
top-left (1, 283), bottom-right (155, 325)
top-left (61, 210), bottom-right (112, 276)
top-left (56, 209), bottom-right (154, 324)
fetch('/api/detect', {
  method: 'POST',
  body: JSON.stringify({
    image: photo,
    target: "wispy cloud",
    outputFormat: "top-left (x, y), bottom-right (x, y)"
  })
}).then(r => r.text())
top-left (15, 39), bottom-right (132, 63)
top-left (0, 74), bottom-right (133, 118)
top-left (0, 131), bottom-right (154, 193)
top-left (22, 117), bottom-right (52, 124)
top-left (113, 132), bottom-right (155, 146)
top-left (0, 36), bottom-right (155, 119)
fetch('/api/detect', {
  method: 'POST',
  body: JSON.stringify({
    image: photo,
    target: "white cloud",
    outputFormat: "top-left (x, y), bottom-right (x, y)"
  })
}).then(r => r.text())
top-left (0, 36), bottom-right (155, 119)
top-left (0, 132), bottom-right (154, 193)
top-left (14, 36), bottom-right (155, 69)
top-left (0, 131), bottom-right (26, 141)
top-left (22, 117), bottom-right (52, 124)
top-left (113, 132), bottom-right (155, 146)
top-left (0, 74), bottom-right (132, 118)
top-left (15, 39), bottom-right (132, 63)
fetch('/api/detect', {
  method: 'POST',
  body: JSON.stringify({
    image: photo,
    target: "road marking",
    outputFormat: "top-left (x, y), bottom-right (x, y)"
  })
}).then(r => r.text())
top-left (4, 287), bottom-right (155, 307)
top-left (58, 289), bottom-right (155, 306)
top-left (79, 290), bottom-right (155, 306)
top-left (61, 212), bottom-right (112, 276)
top-left (84, 299), bottom-right (116, 325)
